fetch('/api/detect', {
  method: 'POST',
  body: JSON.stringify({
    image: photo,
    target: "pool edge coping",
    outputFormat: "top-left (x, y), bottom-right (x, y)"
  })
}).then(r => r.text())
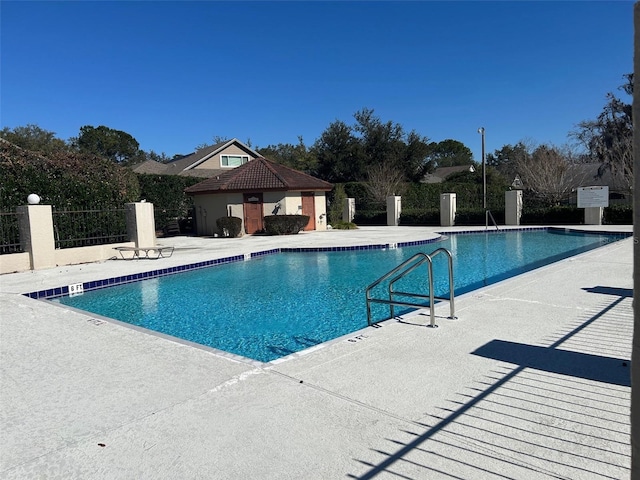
top-left (23, 226), bottom-right (631, 301)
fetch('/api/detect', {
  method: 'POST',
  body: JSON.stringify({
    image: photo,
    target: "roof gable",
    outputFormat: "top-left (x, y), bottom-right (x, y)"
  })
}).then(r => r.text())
top-left (171, 138), bottom-right (259, 173)
top-left (185, 157), bottom-right (333, 194)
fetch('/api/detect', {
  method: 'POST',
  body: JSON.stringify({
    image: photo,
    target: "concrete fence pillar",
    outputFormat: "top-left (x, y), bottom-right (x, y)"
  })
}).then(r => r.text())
top-left (125, 202), bottom-right (156, 248)
top-left (17, 204), bottom-right (56, 270)
top-left (440, 193), bottom-right (456, 227)
top-left (505, 190), bottom-right (523, 225)
top-left (584, 207), bottom-right (603, 225)
top-left (386, 196), bottom-right (401, 226)
top-left (343, 198), bottom-right (355, 223)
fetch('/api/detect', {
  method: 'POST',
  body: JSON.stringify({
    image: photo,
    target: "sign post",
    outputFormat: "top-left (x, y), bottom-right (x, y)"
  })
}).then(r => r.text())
top-left (577, 186), bottom-right (609, 225)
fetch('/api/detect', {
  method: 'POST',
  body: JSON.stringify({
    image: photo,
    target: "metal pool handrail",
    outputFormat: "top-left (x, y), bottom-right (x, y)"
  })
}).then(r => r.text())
top-left (365, 248), bottom-right (456, 328)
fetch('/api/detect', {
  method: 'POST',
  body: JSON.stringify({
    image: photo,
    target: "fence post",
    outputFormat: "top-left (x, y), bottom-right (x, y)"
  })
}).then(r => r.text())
top-left (17, 204), bottom-right (56, 270)
top-left (125, 202), bottom-right (156, 248)
top-left (343, 198), bottom-right (355, 222)
top-left (386, 196), bottom-right (401, 226)
top-left (440, 193), bottom-right (456, 226)
top-left (505, 190), bottom-right (523, 225)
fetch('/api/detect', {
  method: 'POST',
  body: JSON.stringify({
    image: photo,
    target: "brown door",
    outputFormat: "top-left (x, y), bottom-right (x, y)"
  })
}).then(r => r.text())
top-left (243, 193), bottom-right (264, 234)
top-left (301, 192), bottom-right (315, 231)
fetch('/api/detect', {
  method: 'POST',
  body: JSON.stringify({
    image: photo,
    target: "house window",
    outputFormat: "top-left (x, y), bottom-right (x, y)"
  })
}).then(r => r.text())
top-left (221, 155), bottom-right (249, 167)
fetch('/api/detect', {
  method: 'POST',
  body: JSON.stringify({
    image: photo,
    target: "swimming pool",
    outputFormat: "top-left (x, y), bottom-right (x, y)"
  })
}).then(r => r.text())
top-left (51, 229), bottom-right (627, 363)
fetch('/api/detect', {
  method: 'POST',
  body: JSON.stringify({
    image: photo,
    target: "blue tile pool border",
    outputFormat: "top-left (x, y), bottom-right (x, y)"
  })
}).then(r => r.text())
top-left (24, 227), bottom-right (631, 301)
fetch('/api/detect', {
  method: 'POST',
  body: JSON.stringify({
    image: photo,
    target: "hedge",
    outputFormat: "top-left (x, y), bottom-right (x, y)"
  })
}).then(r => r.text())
top-left (264, 215), bottom-right (310, 235)
top-left (0, 141), bottom-right (140, 210)
top-left (136, 173), bottom-right (201, 232)
top-left (216, 216), bottom-right (242, 237)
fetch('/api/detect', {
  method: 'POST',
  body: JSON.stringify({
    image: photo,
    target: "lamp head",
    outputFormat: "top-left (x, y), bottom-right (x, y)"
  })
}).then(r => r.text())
top-left (477, 127), bottom-right (485, 134)
top-left (27, 194), bottom-right (41, 205)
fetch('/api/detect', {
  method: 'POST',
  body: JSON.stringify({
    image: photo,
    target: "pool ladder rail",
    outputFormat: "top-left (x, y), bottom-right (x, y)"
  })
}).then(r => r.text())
top-left (365, 248), bottom-right (456, 329)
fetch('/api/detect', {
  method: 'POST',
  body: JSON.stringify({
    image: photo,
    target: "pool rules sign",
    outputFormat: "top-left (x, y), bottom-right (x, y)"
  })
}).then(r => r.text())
top-left (577, 186), bottom-right (608, 225)
top-left (577, 186), bottom-right (609, 208)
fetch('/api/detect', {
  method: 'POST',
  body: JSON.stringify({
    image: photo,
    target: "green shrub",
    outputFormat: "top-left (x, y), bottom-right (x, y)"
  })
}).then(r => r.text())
top-left (0, 141), bottom-right (140, 210)
top-left (137, 174), bottom-right (201, 231)
top-left (455, 209), bottom-right (505, 226)
top-left (343, 182), bottom-right (372, 206)
top-left (399, 208), bottom-right (439, 226)
top-left (353, 210), bottom-right (386, 225)
top-left (264, 215), bottom-right (310, 235)
top-left (330, 221), bottom-right (358, 230)
top-left (521, 206), bottom-right (583, 225)
top-left (328, 184), bottom-right (347, 224)
top-left (604, 205), bottom-right (632, 224)
top-left (216, 216), bottom-right (242, 237)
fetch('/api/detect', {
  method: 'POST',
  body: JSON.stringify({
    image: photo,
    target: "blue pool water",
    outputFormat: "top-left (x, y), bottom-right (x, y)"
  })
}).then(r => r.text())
top-left (54, 229), bottom-right (626, 362)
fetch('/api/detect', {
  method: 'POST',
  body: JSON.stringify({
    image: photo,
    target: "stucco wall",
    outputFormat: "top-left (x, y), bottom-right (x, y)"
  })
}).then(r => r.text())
top-left (193, 193), bottom-right (243, 236)
top-left (264, 192), bottom-right (287, 216)
top-left (0, 252), bottom-right (31, 274)
top-left (196, 144), bottom-right (258, 170)
top-left (314, 193), bottom-right (328, 231)
top-left (192, 191), bottom-right (328, 235)
top-left (55, 242), bottom-right (135, 266)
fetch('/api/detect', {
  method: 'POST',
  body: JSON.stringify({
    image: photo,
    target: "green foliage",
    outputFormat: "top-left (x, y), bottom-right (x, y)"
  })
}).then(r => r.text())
top-left (403, 183), bottom-right (446, 209)
top-left (603, 205), bottom-right (632, 224)
top-left (521, 206), bottom-right (583, 225)
top-left (311, 108), bottom-right (432, 183)
top-left (424, 139), bottom-right (474, 169)
top-left (264, 215), bottom-right (310, 235)
top-left (353, 210), bottom-right (386, 226)
top-left (137, 174), bottom-right (201, 207)
top-left (328, 184), bottom-right (347, 224)
top-left (486, 142), bottom-right (529, 180)
top-left (216, 216), bottom-right (242, 237)
top-left (399, 209), bottom-right (440, 226)
top-left (74, 125), bottom-right (142, 164)
top-left (455, 209), bottom-right (505, 226)
top-left (0, 124), bottom-right (69, 154)
top-left (343, 182), bottom-right (373, 207)
top-left (0, 141), bottom-right (140, 210)
top-left (330, 221), bottom-right (358, 230)
top-left (572, 74), bottom-right (633, 191)
top-left (257, 136), bottom-right (318, 175)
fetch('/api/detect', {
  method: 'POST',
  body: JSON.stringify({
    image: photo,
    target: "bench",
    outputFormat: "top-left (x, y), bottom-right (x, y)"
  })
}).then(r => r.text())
top-left (113, 246), bottom-right (175, 260)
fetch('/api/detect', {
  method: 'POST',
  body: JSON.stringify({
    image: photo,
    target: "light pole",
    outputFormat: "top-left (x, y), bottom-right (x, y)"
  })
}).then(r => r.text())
top-left (478, 127), bottom-right (487, 228)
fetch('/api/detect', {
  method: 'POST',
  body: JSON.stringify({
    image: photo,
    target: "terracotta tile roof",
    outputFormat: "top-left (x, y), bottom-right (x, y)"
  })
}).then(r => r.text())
top-left (185, 157), bottom-right (333, 194)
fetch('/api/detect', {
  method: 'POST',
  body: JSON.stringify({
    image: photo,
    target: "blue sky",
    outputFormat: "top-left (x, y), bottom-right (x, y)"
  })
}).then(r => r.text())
top-left (1, 1), bottom-right (633, 162)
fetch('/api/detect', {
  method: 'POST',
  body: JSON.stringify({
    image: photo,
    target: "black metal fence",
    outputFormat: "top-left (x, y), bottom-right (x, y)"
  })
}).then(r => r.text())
top-left (154, 207), bottom-right (194, 236)
top-left (52, 208), bottom-right (128, 249)
top-left (0, 211), bottom-right (23, 255)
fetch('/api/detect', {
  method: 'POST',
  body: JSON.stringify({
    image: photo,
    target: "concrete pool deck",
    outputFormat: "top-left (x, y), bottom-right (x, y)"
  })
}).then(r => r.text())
top-left (0, 225), bottom-right (634, 479)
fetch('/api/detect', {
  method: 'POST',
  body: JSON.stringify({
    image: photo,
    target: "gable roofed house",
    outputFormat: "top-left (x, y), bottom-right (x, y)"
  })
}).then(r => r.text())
top-left (131, 138), bottom-right (261, 178)
top-left (185, 157), bottom-right (333, 235)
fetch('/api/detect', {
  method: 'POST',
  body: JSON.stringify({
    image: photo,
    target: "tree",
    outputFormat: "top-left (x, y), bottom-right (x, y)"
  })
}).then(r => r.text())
top-left (364, 162), bottom-right (407, 205)
top-left (572, 74), bottom-right (633, 191)
top-left (516, 144), bottom-right (588, 205)
top-left (195, 136), bottom-right (228, 151)
top-left (312, 108), bottom-right (430, 183)
top-left (423, 139), bottom-right (474, 170)
top-left (257, 136), bottom-right (318, 175)
top-left (312, 120), bottom-right (362, 183)
top-left (73, 125), bottom-right (142, 164)
top-left (486, 142), bottom-right (530, 181)
top-left (143, 150), bottom-right (172, 163)
top-left (0, 124), bottom-right (68, 154)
